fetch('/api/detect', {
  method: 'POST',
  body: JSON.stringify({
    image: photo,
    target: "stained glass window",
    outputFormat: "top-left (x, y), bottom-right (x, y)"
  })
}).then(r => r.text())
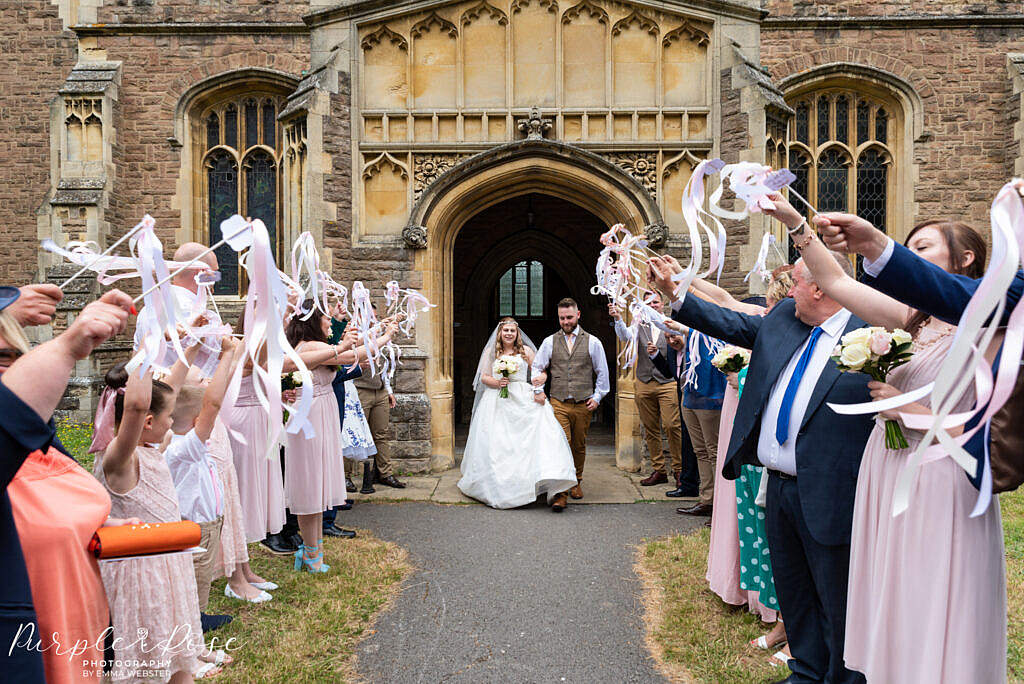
top-left (262, 100), bottom-right (276, 149)
top-left (497, 260), bottom-right (545, 318)
top-left (788, 149), bottom-right (810, 264)
top-left (198, 91), bottom-right (286, 295)
top-left (244, 99), bottom-right (259, 150)
top-left (224, 104), bottom-right (237, 149)
top-left (817, 149), bottom-right (849, 213)
top-left (875, 108), bottom-right (888, 144)
top-left (817, 96), bottom-right (830, 145)
top-left (856, 100), bottom-right (870, 146)
top-left (207, 150), bottom-right (239, 295)
top-left (835, 95), bottom-right (848, 145)
top-left (206, 112), bottom-right (219, 150)
top-left (795, 103), bottom-right (809, 145)
top-left (856, 149), bottom-right (887, 231)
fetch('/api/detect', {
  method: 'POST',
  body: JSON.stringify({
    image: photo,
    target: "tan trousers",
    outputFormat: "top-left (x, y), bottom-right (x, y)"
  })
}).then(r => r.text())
top-left (193, 517), bottom-right (224, 610)
top-left (358, 386), bottom-right (393, 477)
top-left (636, 379), bottom-right (683, 475)
top-left (682, 408), bottom-right (721, 506)
top-left (550, 398), bottom-right (592, 480)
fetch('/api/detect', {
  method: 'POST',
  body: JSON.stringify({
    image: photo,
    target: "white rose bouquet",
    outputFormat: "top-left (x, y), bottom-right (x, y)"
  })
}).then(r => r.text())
top-left (281, 371), bottom-right (305, 390)
top-left (492, 354), bottom-right (520, 399)
top-left (710, 345), bottom-right (751, 373)
top-left (831, 326), bottom-right (914, 449)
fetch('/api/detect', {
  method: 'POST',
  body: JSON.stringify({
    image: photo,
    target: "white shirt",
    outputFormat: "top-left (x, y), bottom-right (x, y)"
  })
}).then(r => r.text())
top-left (134, 284), bottom-right (222, 378)
top-left (756, 308), bottom-right (852, 476)
top-left (531, 325), bottom-right (611, 402)
top-left (861, 237), bottom-right (895, 277)
top-left (164, 429), bottom-right (224, 523)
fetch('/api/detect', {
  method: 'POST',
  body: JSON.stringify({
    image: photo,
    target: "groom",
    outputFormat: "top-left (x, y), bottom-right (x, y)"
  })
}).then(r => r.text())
top-left (531, 298), bottom-right (610, 506)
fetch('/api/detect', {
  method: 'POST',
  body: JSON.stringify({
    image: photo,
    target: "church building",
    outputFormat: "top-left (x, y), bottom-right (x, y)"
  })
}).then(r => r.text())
top-left (3, 0), bottom-right (1022, 472)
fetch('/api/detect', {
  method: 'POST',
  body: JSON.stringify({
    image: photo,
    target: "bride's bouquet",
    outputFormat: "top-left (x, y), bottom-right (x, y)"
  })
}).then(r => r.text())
top-left (492, 355), bottom-right (520, 399)
top-left (281, 371), bottom-right (304, 390)
top-left (711, 345), bottom-right (751, 373)
top-left (831, 326), bottom-right (914, 449)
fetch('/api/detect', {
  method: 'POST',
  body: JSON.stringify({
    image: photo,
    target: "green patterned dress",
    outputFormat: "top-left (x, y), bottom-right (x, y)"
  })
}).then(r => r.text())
top-left (734, 366), bottom-right (778, 610)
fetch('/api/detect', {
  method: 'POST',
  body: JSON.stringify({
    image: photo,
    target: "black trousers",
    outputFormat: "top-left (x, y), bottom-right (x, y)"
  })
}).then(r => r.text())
top-left (765, 474), bottom-right (865, 684)
top-left (678, 414), bottom-right (699, 491)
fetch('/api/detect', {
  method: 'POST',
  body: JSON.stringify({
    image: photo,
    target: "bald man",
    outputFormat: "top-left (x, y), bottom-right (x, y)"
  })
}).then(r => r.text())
top-left (133, 241), bottom-right (223, 377)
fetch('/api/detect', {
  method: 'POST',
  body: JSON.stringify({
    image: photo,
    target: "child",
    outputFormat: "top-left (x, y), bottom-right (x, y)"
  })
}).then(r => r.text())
top-left (164, 336), bottom-right (269, 615)
top-left (96, 362), bottom-right (220, 682)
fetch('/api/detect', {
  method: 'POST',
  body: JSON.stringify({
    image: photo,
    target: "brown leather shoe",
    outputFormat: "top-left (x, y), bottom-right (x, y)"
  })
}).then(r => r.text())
top-left (639, 470), bottom-right (668, 486)
top-left (569, 484), bottom-right (583, 499)
top-left (551, 493), bottom-right (568, 511)
top-left (677, 503), bottom-right (713, 516)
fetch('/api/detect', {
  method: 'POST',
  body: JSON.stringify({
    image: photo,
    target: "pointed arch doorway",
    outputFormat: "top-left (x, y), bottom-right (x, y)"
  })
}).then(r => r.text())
top-left (408, 139), bottom-right (665, 471)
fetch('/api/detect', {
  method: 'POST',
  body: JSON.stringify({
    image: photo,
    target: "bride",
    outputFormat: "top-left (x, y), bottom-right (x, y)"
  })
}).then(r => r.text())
top-left (458, 317), bottom-right (577, 511)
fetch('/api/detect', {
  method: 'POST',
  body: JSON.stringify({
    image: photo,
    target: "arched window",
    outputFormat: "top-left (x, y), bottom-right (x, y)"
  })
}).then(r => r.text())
top-left (497, 260), bottom-right (544, 318)
top-left (785, 88), bottom-right (896, 270)
top-left (195, 92), bottom-right (286, 295)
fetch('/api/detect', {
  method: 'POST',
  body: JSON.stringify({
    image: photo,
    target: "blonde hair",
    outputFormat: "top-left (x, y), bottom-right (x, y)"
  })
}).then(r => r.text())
top-left (170, 385), bottom-right (205, 431)
top-left (494, 317), bottom-right (527, 360)
top-left (0, 311), bottom-right (30, 355)
top-left (766, 265), bottom-right (795, 306)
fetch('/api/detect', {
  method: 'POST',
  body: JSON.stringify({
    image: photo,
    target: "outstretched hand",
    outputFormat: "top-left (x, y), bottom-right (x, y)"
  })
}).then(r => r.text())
top-left (9, 283), bottom-right (63, 327)
top-left (59, 289), bottom-right (133, 360)
top-left (647, 257), bottom-right (678, 299)
top-left (813, 213), bottom-right (889, 261)
top-left (762, 192), bottom-right (804, 229)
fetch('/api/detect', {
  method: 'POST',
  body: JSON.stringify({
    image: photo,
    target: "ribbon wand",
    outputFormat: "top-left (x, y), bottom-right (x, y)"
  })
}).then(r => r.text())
top-left (58, 216), bottom-right (152, 290)
top-left (133, 216), bottom-right (255, 304)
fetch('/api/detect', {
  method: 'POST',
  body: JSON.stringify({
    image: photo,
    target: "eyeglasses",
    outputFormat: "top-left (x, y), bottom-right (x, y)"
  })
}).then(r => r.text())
top-left (0, 347), bottom-right (24, 367)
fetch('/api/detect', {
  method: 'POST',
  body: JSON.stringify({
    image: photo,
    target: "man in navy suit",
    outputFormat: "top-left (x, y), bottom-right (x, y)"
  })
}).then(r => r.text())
top-left (649, 329), bottom-right (701, 498)
top-left (650, 255), bottom-right (874, 684)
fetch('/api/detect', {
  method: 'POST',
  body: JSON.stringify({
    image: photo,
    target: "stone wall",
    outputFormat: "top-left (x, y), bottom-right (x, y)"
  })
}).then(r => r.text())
top-left (0, 0), bottom-right (76, 284)
top-left (96, 0), bottom-right (311, 24)
top-left (760, 26), bottom-right (1024, 230)
top-left (765, 1), bottom-right (1024, 17)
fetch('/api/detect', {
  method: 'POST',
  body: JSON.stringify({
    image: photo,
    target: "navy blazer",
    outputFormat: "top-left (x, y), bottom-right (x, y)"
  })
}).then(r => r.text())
top-left (670, 296), bottom-right (875, 546)
top-left (0, 379), bottom-right (50, 683)
top-left (862, 240), bottom-right (1024, 327)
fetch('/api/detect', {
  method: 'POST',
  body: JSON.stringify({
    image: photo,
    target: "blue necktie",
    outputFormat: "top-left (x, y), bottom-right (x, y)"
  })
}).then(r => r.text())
top-left (775, 326), bottom-right (824, 445)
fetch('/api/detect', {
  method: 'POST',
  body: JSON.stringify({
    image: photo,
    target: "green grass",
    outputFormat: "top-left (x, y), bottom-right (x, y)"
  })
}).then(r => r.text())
top-left (57, 420), bottom-right (95, 470)
top-left (638, 488), bottom-right (1024, 683)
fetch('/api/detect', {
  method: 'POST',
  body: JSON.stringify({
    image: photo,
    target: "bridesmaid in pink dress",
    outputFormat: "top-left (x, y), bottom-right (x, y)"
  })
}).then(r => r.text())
top-left (283, 303), bottom-right (397, 572)
top-left (766, 195), bottom-right (1006, 682)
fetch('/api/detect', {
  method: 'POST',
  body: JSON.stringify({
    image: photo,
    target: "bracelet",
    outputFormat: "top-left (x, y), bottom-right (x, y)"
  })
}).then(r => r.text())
top-left (794, 230), bottom-right (817, 251)
top-left (786, 219), bottom-right (809, 236)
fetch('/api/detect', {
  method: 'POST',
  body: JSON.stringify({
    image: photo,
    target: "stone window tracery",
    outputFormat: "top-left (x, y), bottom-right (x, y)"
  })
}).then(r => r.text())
top-left (498, 260), bottom-right (544, 318)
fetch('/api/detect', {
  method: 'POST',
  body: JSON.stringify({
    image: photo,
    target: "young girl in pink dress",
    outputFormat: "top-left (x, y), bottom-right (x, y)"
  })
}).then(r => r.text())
top-left (766, 195), bottom-right (1007, 683)
top-left (96, 361), bottom-right (229, 682)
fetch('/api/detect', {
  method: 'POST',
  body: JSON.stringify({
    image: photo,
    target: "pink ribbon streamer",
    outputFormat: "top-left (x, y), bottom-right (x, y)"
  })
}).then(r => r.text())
top-left (88, 387), bottom-right (118, 455)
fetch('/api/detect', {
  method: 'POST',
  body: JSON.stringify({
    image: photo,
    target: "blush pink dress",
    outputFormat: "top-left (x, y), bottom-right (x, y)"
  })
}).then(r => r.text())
top-left (95, 446), bottom-right (203, 683)
top-left (223, 373), bottom-right (287, 542)
top-left (844, 321), bottom-right (1006, 683)
top-left (283, 353), bottom-right (348, 516)
top-left (705, 383), bottom-right (778, 622)
top-left (209, 418), bottom-right (249, 575)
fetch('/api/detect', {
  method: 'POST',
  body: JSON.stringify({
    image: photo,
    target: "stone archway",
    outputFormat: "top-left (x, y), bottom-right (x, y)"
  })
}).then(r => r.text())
top-left (408, 139), bottom-right (664, 471)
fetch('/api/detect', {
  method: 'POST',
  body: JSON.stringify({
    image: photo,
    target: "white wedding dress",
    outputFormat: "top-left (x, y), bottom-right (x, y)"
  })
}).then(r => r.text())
top-left (458, 357), bottom-right (577, 509)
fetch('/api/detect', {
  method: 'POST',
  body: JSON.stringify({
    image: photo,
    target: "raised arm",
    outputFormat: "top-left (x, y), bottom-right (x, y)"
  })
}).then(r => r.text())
top-left (194, 337), bottom-right (240, 442)
top-left (764, 195), bottom-right (910, 330)
top-left (690, 278), bottom-right (765, 316)
top-left (102, 367), bottom-right (153, 493)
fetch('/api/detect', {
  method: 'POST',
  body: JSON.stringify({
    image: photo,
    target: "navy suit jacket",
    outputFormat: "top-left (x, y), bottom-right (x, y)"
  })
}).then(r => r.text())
top-left (670, 296), bottom-right (875, 546)
top-left (862, 240), bottom-right (1024, 486)
top-left (0, 379), bottom-right (50, 683)
top-left (862, 241), bottom-right (1024, 327)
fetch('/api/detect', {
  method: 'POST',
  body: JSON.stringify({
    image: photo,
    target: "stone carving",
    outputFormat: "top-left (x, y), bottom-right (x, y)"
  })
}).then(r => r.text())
top-left (561, 0), bottom-right (607, 25)
top-left (612, 10), bottom-right (658, 37)
top-left (410, 12), bottom-right (459, 39)
top-left (510, 0), bottom-right (558, 12)
top-left (414, 154), bottom-right (465, 201)
top-left (461, 1), bottom-right (508, 26)
top-left (663, 21), bottom-right (710, 47)
top-left (361, 25), bottom-right (409, 51)
top-left (363, 152), bottom-right (408, 180)
top-left (402, 224), bottom-right (428, 249)
top-left (642, 223), bottom-right (669, 248)
top-left (605, 152), bottom-right (658, 199)
top-left (516, 107), bottom-right (552, 140)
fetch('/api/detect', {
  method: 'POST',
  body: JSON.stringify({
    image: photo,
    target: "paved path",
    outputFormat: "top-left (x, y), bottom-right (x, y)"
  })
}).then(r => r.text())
top-left (344, 500), bottom-right (701, 683)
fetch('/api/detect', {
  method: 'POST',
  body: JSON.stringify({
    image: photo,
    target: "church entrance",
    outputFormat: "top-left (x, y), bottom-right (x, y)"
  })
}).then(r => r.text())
top-left (451, 193), bottom-right (616, 440)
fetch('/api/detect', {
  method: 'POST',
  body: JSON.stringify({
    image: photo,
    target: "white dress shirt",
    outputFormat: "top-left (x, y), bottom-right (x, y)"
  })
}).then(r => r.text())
top-left (756, 308), bottom-right (852, 476)
top-left (165, 429), bottom-right (224, 524)
top-left (861, 237), bottom-right (895, 277)
top-left (531, 325), bottom-right (611, 402)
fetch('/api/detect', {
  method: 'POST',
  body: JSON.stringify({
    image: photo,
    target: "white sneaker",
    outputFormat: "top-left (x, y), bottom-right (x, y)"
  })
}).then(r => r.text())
top-left (224, 583), bottom-right (272, 603)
